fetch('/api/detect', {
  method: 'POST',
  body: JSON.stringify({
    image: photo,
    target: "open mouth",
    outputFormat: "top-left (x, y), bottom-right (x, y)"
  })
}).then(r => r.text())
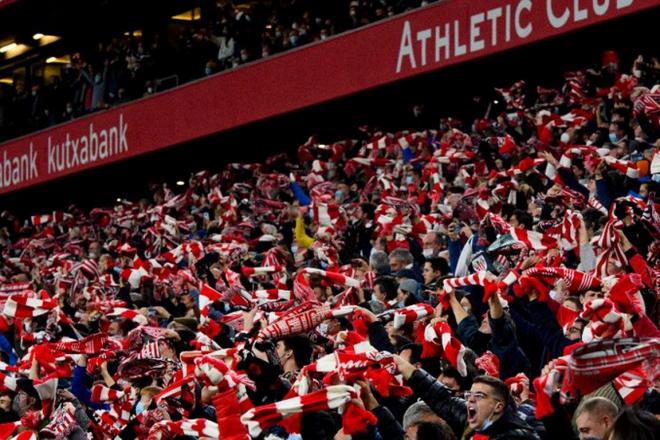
top-left (467, 406), bottom-right (478, 423)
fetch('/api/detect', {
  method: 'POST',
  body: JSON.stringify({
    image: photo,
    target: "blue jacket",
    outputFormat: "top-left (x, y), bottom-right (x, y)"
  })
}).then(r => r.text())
top-left (71, 365), bottom-right (110, 411)
top-left (0, 334), bottom-right (16, 365)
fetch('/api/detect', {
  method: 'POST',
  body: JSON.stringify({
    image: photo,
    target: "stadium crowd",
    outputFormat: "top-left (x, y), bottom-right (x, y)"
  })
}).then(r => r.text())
top-left (0, 0), bottom-right (438, 141)
top-left (0, 50), bottom-right (659, 440)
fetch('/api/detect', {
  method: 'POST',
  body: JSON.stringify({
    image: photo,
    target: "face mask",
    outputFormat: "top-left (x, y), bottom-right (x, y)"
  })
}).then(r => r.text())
top-left (241, 55), bottom-right (248, 62)
top-left (205, 67), bottom-right (213, 75)
top-left (560, 132), bottom-right (570, 144)
top-left (291, 244), bottom-right (298, 255)
top-left (289, 36), bottom-right (298, 45)
top-left (135, 401), bottom-right (146, 415)
top-left (476, 406), bottom-right (499, 432)
top-left (406, 176), bottom-right (414, 184)
top-left (608, 133), bottom-right (618, 143)
top-left (478, 416), bottom-right (494, 432)
top-left (422, 248), bottom-right (434, 258)
top-left (335, 190), bottom-right (343, 200)
top-left (320, 34), bottom-right (328, 40)
top-left (147, 87), bottom-right (154, 94)
top-left (278, 352), bottom-right (290, 366)
top-left (318, 323), bottom-right (329, 335)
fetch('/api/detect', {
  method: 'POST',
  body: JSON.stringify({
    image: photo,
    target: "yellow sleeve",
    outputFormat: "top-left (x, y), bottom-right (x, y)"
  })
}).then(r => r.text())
top-left (295, 215), bottom-right (315, 249)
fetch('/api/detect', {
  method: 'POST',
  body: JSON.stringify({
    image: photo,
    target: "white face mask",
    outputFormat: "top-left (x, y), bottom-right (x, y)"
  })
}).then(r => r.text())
top-left (476, 405), bottom-right (500, 432)
top-left (478, 415), bottom-right (495, 432)
top-left (135, 400), bottom-right (146, 415)
top-left (317, 323), bottom-right (329, 335)
top-left (560, 132), bottom-right (570, 144)
top-left (422, 248), bottom-right (434, 258)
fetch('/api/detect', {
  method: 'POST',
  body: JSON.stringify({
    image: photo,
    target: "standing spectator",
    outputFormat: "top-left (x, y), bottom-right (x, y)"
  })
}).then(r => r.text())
top-left (216, 25), bottom-right (236, 69)
top-left (43, 76), bottom-right (65, 126)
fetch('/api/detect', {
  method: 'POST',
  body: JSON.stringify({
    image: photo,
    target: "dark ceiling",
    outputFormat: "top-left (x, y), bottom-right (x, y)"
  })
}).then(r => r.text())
top-left (0, 0), bottom-right (195, 70)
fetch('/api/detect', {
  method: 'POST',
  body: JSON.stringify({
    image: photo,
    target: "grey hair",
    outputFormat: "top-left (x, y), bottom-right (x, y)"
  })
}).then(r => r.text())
top-left (402, 401), bottom-right (440, 430)
top-left (389, 248), bottom-right (414, 266)
top-left (369, 250), bottom-right (390, 273)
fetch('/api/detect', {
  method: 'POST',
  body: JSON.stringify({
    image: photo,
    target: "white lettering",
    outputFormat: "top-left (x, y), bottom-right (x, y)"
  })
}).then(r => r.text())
top-left (0, 144), bottom-right (38, 188)
top-left (574, 0), bottom-right (588, 21)
top-left (99, 129), bottom-right (108, 159)
top-left (29, 144), bottom-right (37, 179)
top-left (48, 137), bottom-right (56, 174)
top-left (453, 19), bottom-right (467, 56)
top-left (57, 139), bottom-right (65, 171)
top-left (515, 0), bottom-right (533, 38)
top-left (434, 23), bottom-right (450, 63)
top-left (2, 151), bottom-right (8, 187)
top-left (119, 114), bottom-right (128, 152)
top-left (396, 21), bottom-right (416, 73)
top-left (80, 137), bottom-right (88, 164)
top-left (547, 0), bottom-right (570, 28)
top-left (416, 29), bottom-right (432, 66)
top-left (70, 137), bottom-right (79, 168)
top-left (470, 13), bottom-right (485, 52)
top-left (487, 8), bottom-right (502, 46)
top-left (617, 0), bottom-right (633, 8)
top-left (593, 0), bottom-right (609, 15)
top-left (505, 4), bottom-right (512, 41)
top-left (109, 126), bottom-right (118, 155)
top-left (11, 157), bottom-right (19, 183)
top-left (90, 124), bottom-right (98, 162)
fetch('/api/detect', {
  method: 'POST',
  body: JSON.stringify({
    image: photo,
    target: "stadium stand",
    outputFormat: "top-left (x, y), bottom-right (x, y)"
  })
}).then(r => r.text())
top-left (0, 1), bottom-right (658, 439)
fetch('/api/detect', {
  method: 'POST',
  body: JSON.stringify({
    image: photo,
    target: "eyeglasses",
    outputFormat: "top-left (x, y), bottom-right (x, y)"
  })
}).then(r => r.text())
top-left (463, 391), bottom-right (502, 402)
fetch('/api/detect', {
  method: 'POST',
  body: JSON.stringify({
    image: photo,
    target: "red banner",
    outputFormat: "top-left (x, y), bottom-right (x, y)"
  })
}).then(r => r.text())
top-left (0, 0), bottom-right (656, 195)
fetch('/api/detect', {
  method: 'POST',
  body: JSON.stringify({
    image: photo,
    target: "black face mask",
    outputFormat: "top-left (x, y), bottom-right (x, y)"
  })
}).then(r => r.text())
top-left (237, 346), bottom-right (282, 388)
top-left (246, 356), bottom-right (282, 386)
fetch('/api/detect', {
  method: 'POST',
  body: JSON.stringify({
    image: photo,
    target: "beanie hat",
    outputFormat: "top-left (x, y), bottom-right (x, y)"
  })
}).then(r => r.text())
top-left (398, 278), bottom-right (419, 297)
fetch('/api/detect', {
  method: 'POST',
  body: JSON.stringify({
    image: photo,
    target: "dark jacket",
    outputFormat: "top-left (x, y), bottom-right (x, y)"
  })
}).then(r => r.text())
top-left (407, 368), bottom-right (540, 440)
top-left (456, 314), bottom-right (532, 379)
top-left (525, 301), bottom-right (575, 364)
top-left (343, 220), bottom-right (374, 260)
top-left (372, 405), bottom-right (404, 440)
top-left (368, 321), bottom-right (396, 354)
